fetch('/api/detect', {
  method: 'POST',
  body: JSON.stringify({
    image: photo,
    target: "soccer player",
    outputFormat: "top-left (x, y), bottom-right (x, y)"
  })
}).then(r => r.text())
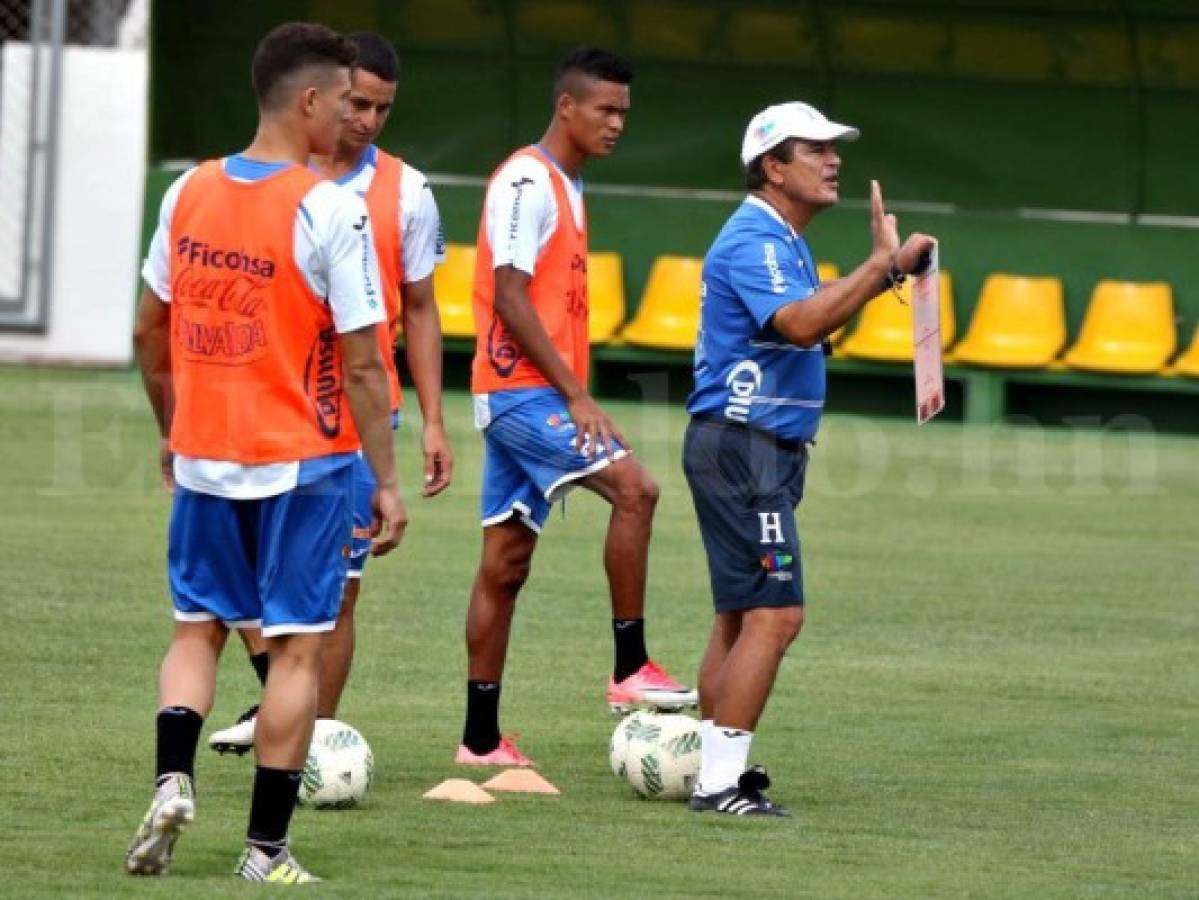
top-left (125, 23), bottom-right (406, 881)
top-left (683, 102), bottom-right (933, 815)
top-left (207, 30), bottom-right (451, 755)
top-left (456, 46), bottom-right (695, 768)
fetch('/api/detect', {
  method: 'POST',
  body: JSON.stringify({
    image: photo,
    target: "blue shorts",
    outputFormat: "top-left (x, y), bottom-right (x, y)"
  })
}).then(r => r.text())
top-left (167, 466), bottom-right (354, 636)
top-left (348, 413), bottom-right (400, 577)
top-left (481, 390), bottom-right (626, 532)
top-left (347, 454), bottom-right (377, 577)
top-left (682, 418), bottom-right (808, 612)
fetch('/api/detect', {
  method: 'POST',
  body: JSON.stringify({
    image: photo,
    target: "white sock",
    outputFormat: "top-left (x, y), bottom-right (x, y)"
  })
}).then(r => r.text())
top-left (697, 724), bottom-right (753, 795)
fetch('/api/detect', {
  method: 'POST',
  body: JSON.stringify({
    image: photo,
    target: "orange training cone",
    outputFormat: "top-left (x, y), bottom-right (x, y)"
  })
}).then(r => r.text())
top-left (422, 779), bottom-right (496, 803)
top-left (482, 769), bottom-right (560, 794)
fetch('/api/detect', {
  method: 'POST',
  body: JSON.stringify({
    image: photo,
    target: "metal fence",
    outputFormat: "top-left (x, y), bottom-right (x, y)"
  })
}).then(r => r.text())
top-left (0, 0), bottom-right (142, 332)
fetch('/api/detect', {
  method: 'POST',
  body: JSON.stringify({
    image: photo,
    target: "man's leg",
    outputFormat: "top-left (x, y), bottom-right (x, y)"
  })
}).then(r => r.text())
top-left (317, 578), bottom-right (359, 718)
top-left (582, 457), bottom-right (696, 710)
top-left (696, 611), bottom-right (742, 720)
top-left (709, 606), bottom-right (804, 732)
top-left (238, 627), bottom-right (271, 684)
top-left (458, 520), bottom-right (537, 762)
top-left (126, 619), bottom-right (228, 875)
top-left (208, 625), bottom-right (270, 755)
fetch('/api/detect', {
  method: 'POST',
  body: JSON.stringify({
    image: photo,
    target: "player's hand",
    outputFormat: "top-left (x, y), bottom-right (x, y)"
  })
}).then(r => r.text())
top-left (420, 421), bottom-right (453, 497)
top-left (369, 486), bottom-right (408, 557)
top-left (567, 393), bottom-right (627, 460)
top-left (894, 233), bottom-right (936, 276)
top-left (869, 179), bottom-right (900, 260)
top-left (158, 438), bottom-right (175, 494)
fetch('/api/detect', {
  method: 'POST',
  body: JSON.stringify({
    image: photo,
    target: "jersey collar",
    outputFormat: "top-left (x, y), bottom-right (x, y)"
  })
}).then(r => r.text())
top-left (745, 194), bottom-right (798, 239)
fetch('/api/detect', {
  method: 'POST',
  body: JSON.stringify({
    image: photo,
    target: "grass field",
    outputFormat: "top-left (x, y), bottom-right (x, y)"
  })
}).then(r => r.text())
top-left (1, 364), bottom-right (1196, 898)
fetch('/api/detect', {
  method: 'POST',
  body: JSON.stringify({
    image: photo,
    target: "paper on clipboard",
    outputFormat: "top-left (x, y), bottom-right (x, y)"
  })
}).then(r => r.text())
top-left (912, 241), bottom-right (944, 424)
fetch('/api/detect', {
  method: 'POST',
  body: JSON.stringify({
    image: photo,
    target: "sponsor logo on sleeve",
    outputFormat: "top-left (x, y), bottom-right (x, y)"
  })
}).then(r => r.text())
top-left (763, 242), bottom-right (786, 294)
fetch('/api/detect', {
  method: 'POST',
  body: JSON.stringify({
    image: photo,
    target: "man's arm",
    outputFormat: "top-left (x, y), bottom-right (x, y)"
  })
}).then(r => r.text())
top-left (772, 180), bottom-right (934, 347)
top-left (132, 286), bottom-right (175, 489)
top-left (341, 325), bottom-right (407, 556)
top-left (494, 265), bottom-right (625, 458)
top-left (399, 275), bottom-right (453, 496)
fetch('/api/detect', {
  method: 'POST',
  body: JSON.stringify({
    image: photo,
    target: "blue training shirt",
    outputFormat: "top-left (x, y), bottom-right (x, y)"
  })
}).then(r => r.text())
top-left (686, 196), bottom-right (826, 442)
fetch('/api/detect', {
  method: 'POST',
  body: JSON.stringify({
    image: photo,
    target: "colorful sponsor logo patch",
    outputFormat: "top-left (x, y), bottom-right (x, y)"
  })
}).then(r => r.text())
top-left (760, 551), bottom-right (793, 572)
top-left (546, 411), bottom-right (574, 430)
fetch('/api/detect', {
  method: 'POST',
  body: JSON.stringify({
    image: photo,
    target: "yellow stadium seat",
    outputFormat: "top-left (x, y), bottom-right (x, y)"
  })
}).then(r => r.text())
top-left (432, 243), bottom-right (477, 338)
top-left (817, 262), bottom-right (840, 283)
top-left (587, 252), bottom-right (625, 344)
top-left (620, 255), bottom-right (703, 350)
top-left (1062, 281), bottom-right (1175, 375)
top-left (815, 263), bottom-right (846, 344)
top-left (1172, 325), bottom-right (1199, 378)
top-left (839, 272), bottom-right (955, 362)
top-left (953, 275), bottom-right (1066, 369)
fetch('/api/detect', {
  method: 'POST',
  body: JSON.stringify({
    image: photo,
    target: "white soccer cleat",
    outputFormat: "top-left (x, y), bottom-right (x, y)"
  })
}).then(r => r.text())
top-left (234, 844), bottom-right (322, 884)
top-left (208, 705), bottom-right (257, 755)
top-left (124, 773), bottom-right (196, 875)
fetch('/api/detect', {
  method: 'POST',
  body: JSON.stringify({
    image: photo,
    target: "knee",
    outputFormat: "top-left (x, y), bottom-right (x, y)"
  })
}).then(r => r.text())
top-left (748, 606), bottom-right (804, 653)
top-left (612, 471), bottom-right (660, 517)
top-left (482, 551), bottom-right (531, 599)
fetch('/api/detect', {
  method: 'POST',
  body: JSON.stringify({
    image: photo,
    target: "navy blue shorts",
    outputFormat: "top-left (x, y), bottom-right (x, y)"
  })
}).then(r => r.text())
top-left (682, 418), bottom-right (808, 612)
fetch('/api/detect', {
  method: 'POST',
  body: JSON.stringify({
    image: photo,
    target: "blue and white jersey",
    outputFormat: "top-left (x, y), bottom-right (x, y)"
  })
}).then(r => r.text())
top-left (686, 196), bottom-right (826, 442)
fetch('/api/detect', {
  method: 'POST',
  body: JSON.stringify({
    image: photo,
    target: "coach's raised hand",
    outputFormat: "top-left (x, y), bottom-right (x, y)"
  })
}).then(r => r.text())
top-left (871, 179), bottom-right (934, 277)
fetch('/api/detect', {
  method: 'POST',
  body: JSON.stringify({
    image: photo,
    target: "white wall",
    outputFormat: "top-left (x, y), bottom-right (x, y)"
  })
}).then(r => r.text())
top-left (0, 44), bottom-right (147, 367)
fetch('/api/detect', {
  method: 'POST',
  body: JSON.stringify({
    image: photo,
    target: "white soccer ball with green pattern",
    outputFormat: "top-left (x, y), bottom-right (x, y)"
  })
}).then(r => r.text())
top-left (622, 712), bottom-right (702, 801)
top-left (609, 711), bottom-right (651, 777)
top-left (298, 719), bottom-right (374, 809)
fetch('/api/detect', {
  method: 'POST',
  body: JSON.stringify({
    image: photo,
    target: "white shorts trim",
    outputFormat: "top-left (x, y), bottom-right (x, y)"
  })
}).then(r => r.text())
top-left (261, 620), bottom-right (337, 638)
top-left (173, 610), bottom-right (217, 623)
top-left (481, 500), bottom-right (542, 534)
top-left (543, 448), bottom-right (628, 504)
top-left (345, 570), bottom-right (364, 580)
top-left (173, 611), bottom-right (262, 630)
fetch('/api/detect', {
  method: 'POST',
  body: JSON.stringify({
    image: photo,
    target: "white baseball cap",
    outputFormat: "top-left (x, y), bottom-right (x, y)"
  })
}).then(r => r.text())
top-left (740, 101), bottom-right (859, 166)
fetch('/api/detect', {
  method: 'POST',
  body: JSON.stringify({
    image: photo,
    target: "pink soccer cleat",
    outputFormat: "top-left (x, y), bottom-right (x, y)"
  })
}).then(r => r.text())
top-left (455, 736), bottom-right (535, 767)
top-left (607, 660), bottom-right (699, 713)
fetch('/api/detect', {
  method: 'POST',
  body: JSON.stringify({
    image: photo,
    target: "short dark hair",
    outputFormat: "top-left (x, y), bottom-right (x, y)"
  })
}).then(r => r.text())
top-left (553, 45), bottom-right (633, 103)
top-left (347, 31), bottom-right (399, 83)
top-left (251, 22), bottom-right (357, 111)
top-left (745, 138), bottom-right (800, 190)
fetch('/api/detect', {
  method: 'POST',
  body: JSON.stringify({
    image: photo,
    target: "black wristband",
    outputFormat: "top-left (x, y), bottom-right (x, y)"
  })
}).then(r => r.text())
top-left (880, 264), bottom-right (906, 294)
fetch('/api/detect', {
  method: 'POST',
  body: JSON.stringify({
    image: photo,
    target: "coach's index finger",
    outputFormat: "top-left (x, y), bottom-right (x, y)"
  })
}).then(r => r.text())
top-left (870, 179), bottom-right (884, 221)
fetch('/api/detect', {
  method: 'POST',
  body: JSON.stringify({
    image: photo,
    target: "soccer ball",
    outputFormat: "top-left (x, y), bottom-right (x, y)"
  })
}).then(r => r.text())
top-left (609, 710), bottom-right (650, 777)
top-left (619, 712), bottom-right (702, 801)
top-left (298, 719), bottom-right (374, 809)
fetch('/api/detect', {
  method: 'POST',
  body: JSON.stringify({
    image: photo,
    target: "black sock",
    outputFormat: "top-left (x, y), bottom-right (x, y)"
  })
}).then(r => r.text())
top-left (612, 618), bottom-right (649, 682)
top-left (249, 651), bottom-right (270, 687)
top-left (462, 681), bottom-right (502, 754)
top-left (155, 706), bottom-right (204, 783)
top-left (246, 766), bottom-right (302, 854)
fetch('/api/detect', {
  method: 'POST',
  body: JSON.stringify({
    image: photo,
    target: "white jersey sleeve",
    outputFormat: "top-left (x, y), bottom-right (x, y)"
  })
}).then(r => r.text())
top-left (399, 163), bottom-right (445, 284)
top-left (484, 155), bottom-right (557, 276)
top-left (296, 181), bottom-right (386, 334)
top-left (140, 167), bottom-right (199, 301)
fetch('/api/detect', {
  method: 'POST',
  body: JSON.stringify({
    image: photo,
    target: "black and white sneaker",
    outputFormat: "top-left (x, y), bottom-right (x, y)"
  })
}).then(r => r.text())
top-left (208, 704), bottom-right (258, 755)
top-left (688, 766), bottom-right (790, 817)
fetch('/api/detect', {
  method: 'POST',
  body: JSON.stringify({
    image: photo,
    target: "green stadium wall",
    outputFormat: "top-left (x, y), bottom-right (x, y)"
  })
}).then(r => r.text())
top-left (150, 0), bottom-right (1199, 217)
top-left (144, 0), bottom-right (1199, 367)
